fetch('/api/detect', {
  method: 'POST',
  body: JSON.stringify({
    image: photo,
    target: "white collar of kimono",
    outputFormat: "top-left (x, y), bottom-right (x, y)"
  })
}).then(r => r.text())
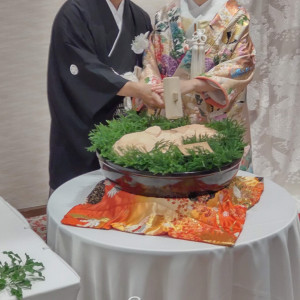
top-left (182, 0), bottom-right (228, 20)
top-left (106, 0), bottom-right (125, 30)
top-left (181, 0), bottom-right (228, 39)
top-left (106, 0), bottom-right (125, 57)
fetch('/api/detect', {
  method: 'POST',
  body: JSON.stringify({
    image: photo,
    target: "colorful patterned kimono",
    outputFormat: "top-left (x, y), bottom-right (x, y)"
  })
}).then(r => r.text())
top-left (141, 0), bottom-right (255, 170)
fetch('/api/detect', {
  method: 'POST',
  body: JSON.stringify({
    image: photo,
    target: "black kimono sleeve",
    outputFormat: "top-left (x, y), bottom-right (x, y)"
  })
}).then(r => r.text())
top-left (50, 3), bottom-right (128, 121)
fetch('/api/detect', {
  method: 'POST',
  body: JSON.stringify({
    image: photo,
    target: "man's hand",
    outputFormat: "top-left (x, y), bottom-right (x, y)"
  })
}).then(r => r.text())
top-left (118, 82), bottom-right (164, 109)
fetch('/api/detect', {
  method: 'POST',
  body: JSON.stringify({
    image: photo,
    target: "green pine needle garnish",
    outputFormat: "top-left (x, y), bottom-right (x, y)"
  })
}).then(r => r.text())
top-left (88, 111), bottom-right (246, 174)
top-left (0, 251), bottom-right (45, 300)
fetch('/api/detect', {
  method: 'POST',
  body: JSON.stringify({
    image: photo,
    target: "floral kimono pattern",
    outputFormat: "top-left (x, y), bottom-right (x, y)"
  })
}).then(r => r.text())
top-left (141, 0), bottom-right (255, 169)
top-left (62, 176), bottom-right (264, 247)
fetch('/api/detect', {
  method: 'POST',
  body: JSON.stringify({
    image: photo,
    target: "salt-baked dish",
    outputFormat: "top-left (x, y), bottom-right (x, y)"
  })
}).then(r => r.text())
top-left (88, 111), bottom-right (246, 197)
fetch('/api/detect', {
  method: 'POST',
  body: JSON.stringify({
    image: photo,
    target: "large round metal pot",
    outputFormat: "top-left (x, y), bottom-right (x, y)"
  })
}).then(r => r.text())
top-left (97, 152), bottom-right (241, 198)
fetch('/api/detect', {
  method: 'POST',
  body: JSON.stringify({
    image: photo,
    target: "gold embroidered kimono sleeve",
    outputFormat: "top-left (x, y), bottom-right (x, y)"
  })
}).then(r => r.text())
top-left (141, 0), bottom-right (255, 129)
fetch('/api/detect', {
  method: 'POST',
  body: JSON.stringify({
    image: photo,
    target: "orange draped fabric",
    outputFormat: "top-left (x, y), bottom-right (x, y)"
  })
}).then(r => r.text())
top-left (62, 176), bottom-right (264, 246)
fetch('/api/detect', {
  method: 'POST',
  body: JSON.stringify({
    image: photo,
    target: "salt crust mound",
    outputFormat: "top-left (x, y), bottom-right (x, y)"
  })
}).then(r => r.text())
top-left (113, 124), bottom-right (217, 155)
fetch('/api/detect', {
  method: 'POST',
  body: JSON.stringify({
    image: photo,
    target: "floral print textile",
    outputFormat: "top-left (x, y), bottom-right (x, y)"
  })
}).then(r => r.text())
top-left (27, 214), bottom-right (47, 242)
top-left (61, 176), bottom-right (264, 246)
top-left (141, 0), bottom-right (255, 170)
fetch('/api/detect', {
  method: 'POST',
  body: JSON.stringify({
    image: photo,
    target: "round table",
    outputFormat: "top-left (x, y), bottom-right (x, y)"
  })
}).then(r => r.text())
top-left (47, 170), bottom-right (300, 300)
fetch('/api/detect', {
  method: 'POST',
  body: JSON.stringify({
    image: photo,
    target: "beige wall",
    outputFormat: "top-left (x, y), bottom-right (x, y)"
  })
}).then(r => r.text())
top-left (0, 1), bottom-right (65, 209)
top-left (132, 0), bottom-right (164, 18)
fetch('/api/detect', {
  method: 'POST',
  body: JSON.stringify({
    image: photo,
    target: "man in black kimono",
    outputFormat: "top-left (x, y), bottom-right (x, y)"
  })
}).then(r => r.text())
top-left (47, 0), bottom-right (163, 191)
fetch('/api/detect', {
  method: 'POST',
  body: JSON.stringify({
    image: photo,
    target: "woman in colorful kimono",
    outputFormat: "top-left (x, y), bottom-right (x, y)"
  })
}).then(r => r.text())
top-left (140, 0), bottom-right (255, 170)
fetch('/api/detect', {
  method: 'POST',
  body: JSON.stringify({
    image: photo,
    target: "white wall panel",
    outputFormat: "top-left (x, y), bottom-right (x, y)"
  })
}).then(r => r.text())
top-left (0, 0), bottom-right (65, 209)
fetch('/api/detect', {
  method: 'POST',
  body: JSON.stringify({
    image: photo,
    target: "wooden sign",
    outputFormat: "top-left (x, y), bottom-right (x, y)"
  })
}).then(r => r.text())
top-left (163, 77), bottom-right (184, 119)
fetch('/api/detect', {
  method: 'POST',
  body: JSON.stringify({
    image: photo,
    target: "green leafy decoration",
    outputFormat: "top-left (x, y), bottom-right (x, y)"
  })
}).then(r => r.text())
top-left (0, 251), bottom-right (45, 300)
top-left (88, 111), bottom-right (246, 174)
top-left (213, 55), bottom-right (220, 66)
top-left (156, 22), bottom-right (169, 32)
top-left (198, 73), bottom-right (212, 77)
top-left (221, 53), bottom-right (228, 62)
top-left (237, 15), bottom-right (249, 26)
top-left (213, 53), bottom-right (228, 66)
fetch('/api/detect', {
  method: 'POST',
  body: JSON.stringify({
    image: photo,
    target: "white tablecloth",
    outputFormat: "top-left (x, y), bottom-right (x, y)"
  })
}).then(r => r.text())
top-left (47, 170), bottom-right (300, 300)
top-left (0, 197), bottom-right (80, 300)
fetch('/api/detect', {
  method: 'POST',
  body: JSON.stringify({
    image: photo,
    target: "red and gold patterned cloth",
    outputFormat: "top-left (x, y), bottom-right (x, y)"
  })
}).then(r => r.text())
top-left (62, 176), bottom-right (264, 246)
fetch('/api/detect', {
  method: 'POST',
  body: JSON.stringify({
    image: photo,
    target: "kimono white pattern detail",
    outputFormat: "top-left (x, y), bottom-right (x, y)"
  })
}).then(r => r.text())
top-left (141, 0), bottom-right (255, 170)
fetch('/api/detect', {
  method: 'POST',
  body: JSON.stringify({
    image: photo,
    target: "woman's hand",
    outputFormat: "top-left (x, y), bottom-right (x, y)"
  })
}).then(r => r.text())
top-left (151, 83), bottom-right (164, 96)
top-left (180, 79), bottom-right (218, 95)
top-left (139, 83), bottom-right (165, 108)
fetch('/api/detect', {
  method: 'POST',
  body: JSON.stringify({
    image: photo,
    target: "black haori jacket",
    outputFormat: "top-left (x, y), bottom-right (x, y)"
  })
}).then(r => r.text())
top-left (47, 0), bottom-right (152, 189)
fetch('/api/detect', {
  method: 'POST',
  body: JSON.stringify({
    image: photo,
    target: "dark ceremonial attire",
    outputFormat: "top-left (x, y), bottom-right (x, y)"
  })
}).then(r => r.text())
top-left (47, 0), bottom-right (152, 190)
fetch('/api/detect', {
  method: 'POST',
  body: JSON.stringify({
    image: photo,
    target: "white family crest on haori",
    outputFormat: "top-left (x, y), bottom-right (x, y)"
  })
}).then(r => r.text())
top-left (131, 31), bottom-right (150, 54)
top-left (70, 64), bottom-right (79, 75)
